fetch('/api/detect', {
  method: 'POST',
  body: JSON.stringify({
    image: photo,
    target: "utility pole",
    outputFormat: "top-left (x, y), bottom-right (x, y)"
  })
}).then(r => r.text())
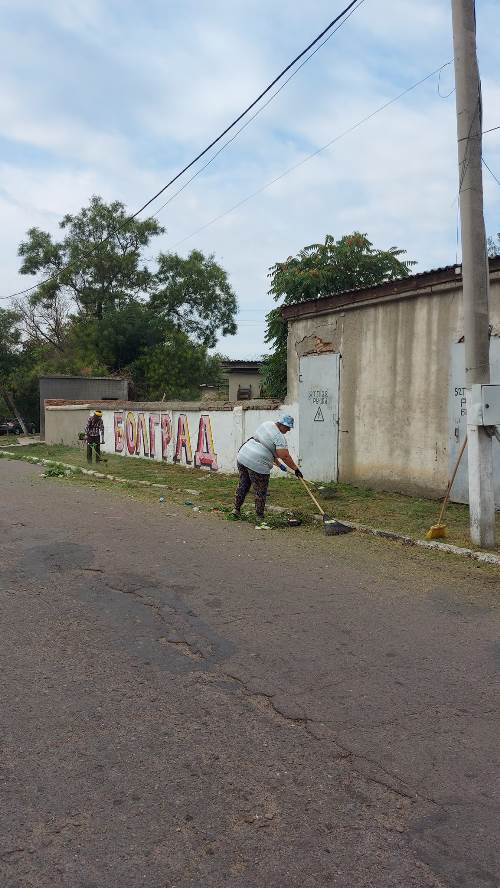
top-left (451, 0), bottom-right (495, 547)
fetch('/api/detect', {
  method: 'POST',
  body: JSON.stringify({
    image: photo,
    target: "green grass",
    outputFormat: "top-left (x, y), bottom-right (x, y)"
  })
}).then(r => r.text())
top-left (2, 442), bottom-right (500, 551)
top-left (0, 434), bottom-right (19, 445)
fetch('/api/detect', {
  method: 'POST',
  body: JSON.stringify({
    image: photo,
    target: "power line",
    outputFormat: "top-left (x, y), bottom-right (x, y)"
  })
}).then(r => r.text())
top-left (482, 157), bottom-right (500, 187)
top-left (129, 0), bottom-right (363, 220)
top-left (458, 93), bottom-right (482, 196)
top-left (437, 64), bottom-right (455, 99)
top-left (173, 62), bottom-right (452, 248)
top-left (1, 0), bottom-right (364, 303)
top-left (150, 0), bottom-right (366, 220)
top-left (458, 124), bottom-right (500, 141)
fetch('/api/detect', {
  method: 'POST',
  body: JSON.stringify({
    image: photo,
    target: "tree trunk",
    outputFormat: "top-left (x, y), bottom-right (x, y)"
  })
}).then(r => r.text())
top-left (0, 385), bottom-right (28, 435)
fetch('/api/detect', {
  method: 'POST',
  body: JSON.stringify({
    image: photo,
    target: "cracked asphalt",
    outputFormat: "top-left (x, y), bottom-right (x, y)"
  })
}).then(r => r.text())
top-left (1, 460), bottom-right (500, 888)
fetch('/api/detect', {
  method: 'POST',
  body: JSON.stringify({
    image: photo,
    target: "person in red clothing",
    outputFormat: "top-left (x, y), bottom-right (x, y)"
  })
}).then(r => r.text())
top-left (84, 410), bottom-right (105, 463)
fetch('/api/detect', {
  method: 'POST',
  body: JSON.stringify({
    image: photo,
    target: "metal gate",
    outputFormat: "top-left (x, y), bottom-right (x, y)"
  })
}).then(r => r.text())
top-left (299, 353), bottom-right (340, 481)
top-left (449, 338), bottom-right (500, 505)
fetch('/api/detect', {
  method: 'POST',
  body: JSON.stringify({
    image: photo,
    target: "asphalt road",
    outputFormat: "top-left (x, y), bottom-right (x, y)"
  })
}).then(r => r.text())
top-left (1, 459), bottom-right (500, 888)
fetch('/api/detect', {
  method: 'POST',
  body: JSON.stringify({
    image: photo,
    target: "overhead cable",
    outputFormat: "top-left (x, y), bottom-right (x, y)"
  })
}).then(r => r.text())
top-left (1, 0), bottom-right (364, 302)
top-left (483, 157), bottom-right (500, 187)
top-left (150, 0), bottom-right (366, 220)
top-left (129, 0), bottom-right (363, 219)
top-left (173, 62), bottom-right (453, 248)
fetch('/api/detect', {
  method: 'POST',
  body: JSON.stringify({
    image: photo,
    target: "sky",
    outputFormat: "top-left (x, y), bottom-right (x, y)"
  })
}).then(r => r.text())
top-left (0, 0), bottom-right (499, 358)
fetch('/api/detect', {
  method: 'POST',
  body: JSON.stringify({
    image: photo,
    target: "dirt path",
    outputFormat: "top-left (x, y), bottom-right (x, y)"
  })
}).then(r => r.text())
top-left (1, 460), bottom-right (499, 887)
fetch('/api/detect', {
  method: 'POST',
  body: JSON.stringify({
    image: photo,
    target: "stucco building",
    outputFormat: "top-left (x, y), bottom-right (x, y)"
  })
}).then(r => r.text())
top-left (282, 257), bottom-right (500, 503)
top-left (220, 359), bottom-right (263, 401)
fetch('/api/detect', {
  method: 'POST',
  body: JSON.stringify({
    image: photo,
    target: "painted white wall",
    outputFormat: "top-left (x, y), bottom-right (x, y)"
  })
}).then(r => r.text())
top-left (96, 406), bottom-right (299, 475)
top-left (45, 406), bottom-right (93, 446)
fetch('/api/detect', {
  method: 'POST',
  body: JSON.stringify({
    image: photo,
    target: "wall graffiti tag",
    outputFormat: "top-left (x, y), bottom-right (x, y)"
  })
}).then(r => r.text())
top-left (308, 389), bottom-right (329, 406)
top-left (174, 414), bottom-right (193, 464)
top-left (113, 411), bottom-right (218, 470)
top-left (454, 386), bottom-right (467, 417)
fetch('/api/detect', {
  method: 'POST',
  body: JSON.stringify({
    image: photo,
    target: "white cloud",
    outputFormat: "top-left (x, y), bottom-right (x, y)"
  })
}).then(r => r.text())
top-left (0, 0), bottom-right (498, 358)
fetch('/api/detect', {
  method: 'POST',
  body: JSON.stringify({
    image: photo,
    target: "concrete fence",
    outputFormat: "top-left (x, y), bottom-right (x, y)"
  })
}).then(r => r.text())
top-left (44, 400), bottom-right (298, 475)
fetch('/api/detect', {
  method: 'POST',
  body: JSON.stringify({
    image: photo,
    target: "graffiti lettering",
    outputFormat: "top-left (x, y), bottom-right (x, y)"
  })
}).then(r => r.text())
top-left (174, 414), bottom-right (193, 464)
top-left (161, 414), bottom-right (172, 459)
top-left (148, 414), bottom-right (160, 458)
top-left (308, 389), bottom-right (329, 405)
top-left (114, 410), bottom-right (219, 471)
top-left (126, 412), bottom-right (137, 454)
top-left (454, 386), bottom-right (467, 417)
top-left (136, 412), bottom-right (150, 457)
top-left (194, 415), bottom-right (218, 470)
top-left (114, 411), bottom-right (124, 452)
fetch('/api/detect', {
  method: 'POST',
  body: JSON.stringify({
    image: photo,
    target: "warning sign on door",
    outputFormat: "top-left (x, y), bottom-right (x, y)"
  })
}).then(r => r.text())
top-left (313, 407), bottom-right (325, 422)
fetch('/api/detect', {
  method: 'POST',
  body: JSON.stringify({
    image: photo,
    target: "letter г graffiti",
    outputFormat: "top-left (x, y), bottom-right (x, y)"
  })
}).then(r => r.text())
top-left (135, 412), bottom-right (150, 457)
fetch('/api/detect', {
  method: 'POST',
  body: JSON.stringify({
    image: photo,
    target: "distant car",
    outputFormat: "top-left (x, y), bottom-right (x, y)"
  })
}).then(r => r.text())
top-left (0, 419), bottom-right (22, 435)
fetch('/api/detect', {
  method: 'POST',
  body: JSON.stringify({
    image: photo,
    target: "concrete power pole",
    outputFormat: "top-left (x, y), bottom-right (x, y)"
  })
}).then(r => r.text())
top-left (451, 0), bottom-right (495, 547)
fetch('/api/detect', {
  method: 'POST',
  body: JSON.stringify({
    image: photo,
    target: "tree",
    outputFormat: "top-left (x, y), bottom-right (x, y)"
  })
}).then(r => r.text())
top-left (70, 301), bottom-right (165, 374)
top-left (131, 325), bottom-right (224, 401)
top-left (262, 233), bottom-right (415, 398)
top-left (18, 196), bottom-right (163, 321)
top-left (0, 309), bottom-right (28, 431)
top-left (14, 196), bottom-right (238, 402)
top-left (151, 250), bottom-right (237, 348)
top-left (488, 233), bottom-right (500, 257)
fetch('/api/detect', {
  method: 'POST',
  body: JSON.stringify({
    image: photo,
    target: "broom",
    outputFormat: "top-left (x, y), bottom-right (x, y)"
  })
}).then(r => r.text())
top-left (298, 475), bottom-right (353, 535)
top-left (279, 464), bottom-right (352, 535)
top-left (425, 436), bottom-right (467, 540)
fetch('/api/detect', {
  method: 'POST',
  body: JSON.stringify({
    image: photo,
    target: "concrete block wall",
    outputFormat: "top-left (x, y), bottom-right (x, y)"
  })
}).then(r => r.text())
top-left (44, 400), bottom-right (298, 475)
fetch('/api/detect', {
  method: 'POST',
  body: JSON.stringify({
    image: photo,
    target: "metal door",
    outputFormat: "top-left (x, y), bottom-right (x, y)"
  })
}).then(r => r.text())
top-left (448, 339), bottom-right (500, 505)
top-left (299, 353), bottom-right (340, 481)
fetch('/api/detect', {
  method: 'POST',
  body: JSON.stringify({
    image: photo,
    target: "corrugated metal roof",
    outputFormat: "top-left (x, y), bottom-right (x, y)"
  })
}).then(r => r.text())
top-left (221, 359), bottom-right (262, 367)
top-left (282, 256), bottom-right (500, 321)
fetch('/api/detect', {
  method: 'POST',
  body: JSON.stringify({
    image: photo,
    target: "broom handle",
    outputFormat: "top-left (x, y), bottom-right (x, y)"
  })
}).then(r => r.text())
top-left (280, 463), bottom-right (326, 515)
top-left (437, 435), bottom-right (468, 526)
top-left (299, 476), bottom-right (325, 516)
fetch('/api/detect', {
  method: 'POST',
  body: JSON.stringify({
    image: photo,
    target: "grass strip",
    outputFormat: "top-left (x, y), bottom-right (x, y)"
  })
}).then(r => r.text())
top-left (2, 443), bottom-right (499, 552)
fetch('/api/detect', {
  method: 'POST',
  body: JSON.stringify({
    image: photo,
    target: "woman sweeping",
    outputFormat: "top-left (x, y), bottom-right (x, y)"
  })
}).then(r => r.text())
top-left (233, 414), bottom-right (302, 528)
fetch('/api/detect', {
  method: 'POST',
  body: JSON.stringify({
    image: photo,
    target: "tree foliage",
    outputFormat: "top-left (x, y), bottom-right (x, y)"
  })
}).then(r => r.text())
top-left (10, 196), bottom-right (238, 425)
top-left (262, 233), bottom-right (415, 399)
top-left (488, 233), bottom-right (500, 257)
top-left (0, 308), bottom-right (30, 428)
top-left (0, 309), bottom-right (22, 380)
top-left (18, 196), bottom-right (162, 320)
top-left (151, 250), bottom-right (237, 348)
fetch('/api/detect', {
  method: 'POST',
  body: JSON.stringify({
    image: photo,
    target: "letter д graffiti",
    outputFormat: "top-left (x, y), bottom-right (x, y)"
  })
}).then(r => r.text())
top-left (194, 415), bottom-right (218, 471)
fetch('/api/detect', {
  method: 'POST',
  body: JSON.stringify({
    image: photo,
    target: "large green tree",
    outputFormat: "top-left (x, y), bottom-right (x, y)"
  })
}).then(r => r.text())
top-left (14, 196), bottom-right (238, 403)
top-left (262, 233), bottom-right (415, 398)
top-left (18, 196), bottom-right (162, 321)
top-left (151, 250), bottom-right (237, 348)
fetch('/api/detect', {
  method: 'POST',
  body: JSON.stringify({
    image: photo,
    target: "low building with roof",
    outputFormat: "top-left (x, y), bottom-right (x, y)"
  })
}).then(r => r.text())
top-left (220, 359), bottom-right (263, 401)
top-left (39, 374), bottom-right (129, 440)
top-left (281, 257), bottom-right (500, 502)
